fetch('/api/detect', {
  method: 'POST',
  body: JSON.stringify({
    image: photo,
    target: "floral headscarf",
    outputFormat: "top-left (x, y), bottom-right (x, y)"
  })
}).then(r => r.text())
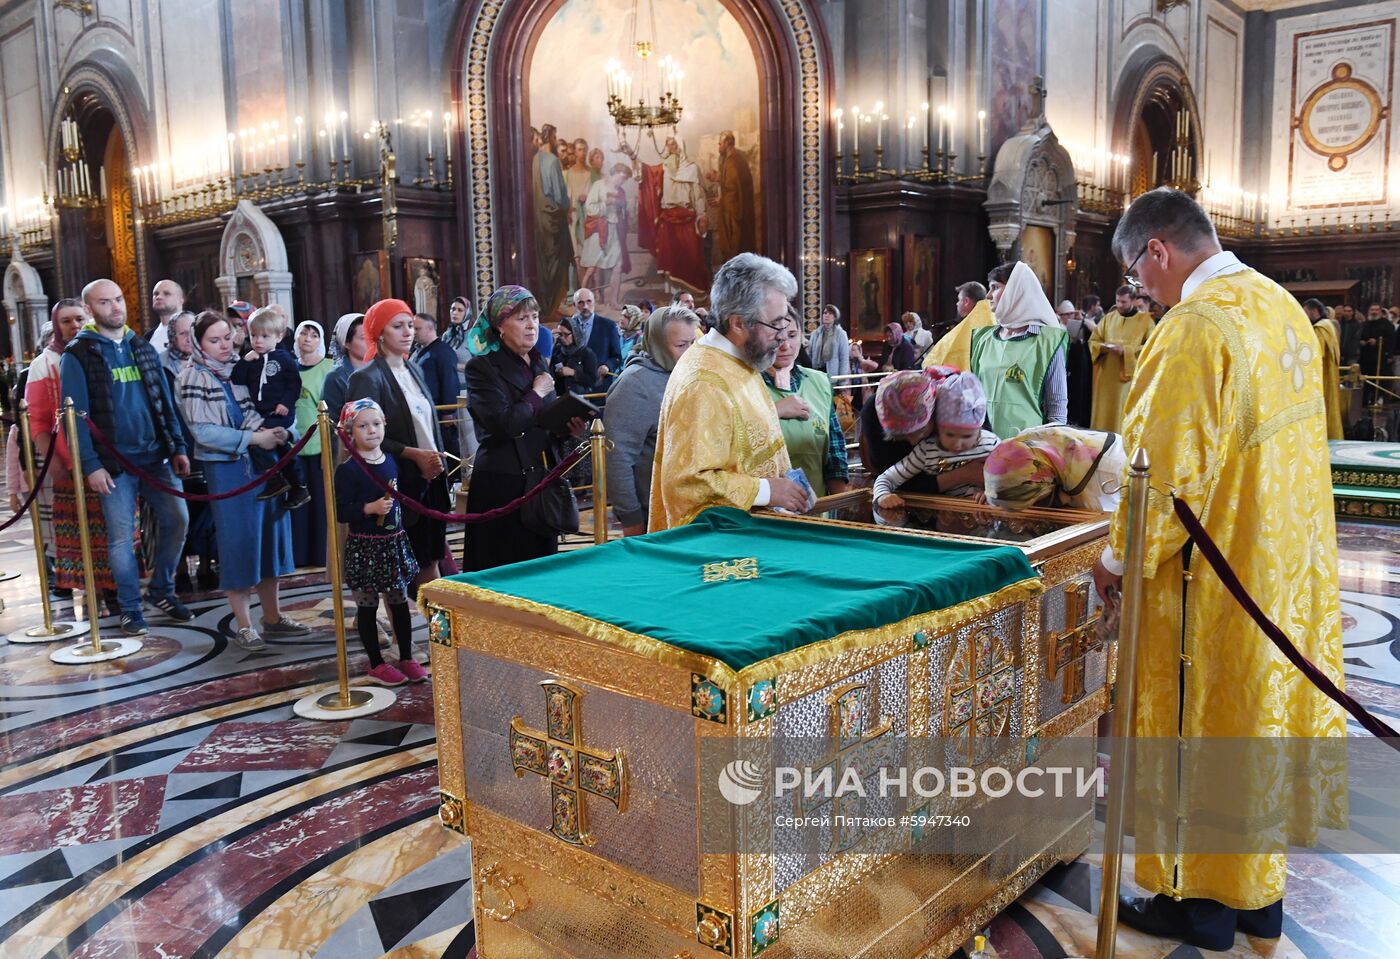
top-left (875, 370), bottom-right (935, 438)
top-left (467, 285), bottom-right (538, 356)
top-left (984, 426), bottom-right (1115, 510)
top-left (620, 304), bottom-right (644, 334)
top-left (933, 371), bottom-right (986, 430)
top-left (338, 396), bottom-right (384, 432)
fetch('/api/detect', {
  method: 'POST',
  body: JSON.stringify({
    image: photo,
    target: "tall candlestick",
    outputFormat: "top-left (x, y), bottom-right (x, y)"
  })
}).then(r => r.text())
top-left (425, 110), bottom-right (433, 157)
top-left (99, 166), bottom-right (107, 200)
top-left (852, 106), bottom-right (860, 161)
top-left (936, 105), bottom-right (945, 154)
top-left (443, 110), bottom-right (453, 164)
top-left (295, 116), bottom-right (304, 162)
top-left (977, 109), bottom-right (986, 156)
top-left (920, 102), bottom-right (929, 154)
top-left (340, 111), bottom-right (349, 161)
top-left (873, 101), bottom-right (884, 151)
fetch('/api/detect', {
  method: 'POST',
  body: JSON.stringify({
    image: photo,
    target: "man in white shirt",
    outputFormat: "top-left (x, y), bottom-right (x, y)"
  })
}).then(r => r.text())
top-left (147, 279), bottom-right (184, 352)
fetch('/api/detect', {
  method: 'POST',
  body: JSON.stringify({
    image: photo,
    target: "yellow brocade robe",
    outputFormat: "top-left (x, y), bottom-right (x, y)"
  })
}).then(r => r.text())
top-left (1088, 309), bottom-right (1155, 433)
top-left (1109, 268), bottom-right (1346, 909)
top-left (1314, 319), bottom-right (1345, 440)
top-left (649, 342), bottom-right (792, 531)
top-left (923, 299), bottom-right (994, 372)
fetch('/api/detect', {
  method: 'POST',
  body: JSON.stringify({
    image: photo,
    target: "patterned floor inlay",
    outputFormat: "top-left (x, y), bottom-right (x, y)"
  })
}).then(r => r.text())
top-left (0, 516), bottom-right (1394, 957)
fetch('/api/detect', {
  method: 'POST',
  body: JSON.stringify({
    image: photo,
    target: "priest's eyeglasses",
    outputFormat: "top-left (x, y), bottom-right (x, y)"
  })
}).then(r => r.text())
top-left (1122, 242), bottom-right (1150, 289)
top-left (751, 318), bottom-right (788, 333)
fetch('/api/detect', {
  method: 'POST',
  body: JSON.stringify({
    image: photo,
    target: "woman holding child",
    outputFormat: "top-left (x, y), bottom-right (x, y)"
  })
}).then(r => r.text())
top-left (178, 312), bottom-right (309, 651)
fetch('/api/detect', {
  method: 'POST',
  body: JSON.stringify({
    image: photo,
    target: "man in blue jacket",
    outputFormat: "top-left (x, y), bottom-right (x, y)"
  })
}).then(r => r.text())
top-left (569, 287), bottom-right (622, 386)
top-left (60, 279), bottom-right (192, 636)
top-left (412, 311), bottom-right (460, 463)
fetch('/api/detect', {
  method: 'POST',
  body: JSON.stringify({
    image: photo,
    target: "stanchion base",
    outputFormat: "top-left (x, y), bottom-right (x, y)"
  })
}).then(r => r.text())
top-left (293, 684), bottom-right (396, 720)
top-left (50, 636), bottom-right (143, 664)
top-left (0, 570), bottom-right (20, 583)
top-left (7, 621), bottom-right (89, 644)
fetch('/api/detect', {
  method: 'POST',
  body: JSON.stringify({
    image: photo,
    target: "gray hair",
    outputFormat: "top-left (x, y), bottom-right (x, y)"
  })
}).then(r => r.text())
top-left (1111, 187), bottom-right (1219, 265)
top-left (38, 321), bottom-right (53, 350)
top-left (709, 253), bottom-right (798, 335)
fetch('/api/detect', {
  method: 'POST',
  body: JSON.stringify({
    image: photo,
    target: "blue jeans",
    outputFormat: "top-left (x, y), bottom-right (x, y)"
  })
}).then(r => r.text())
top-left (98, 461), bottom-right (190, 614)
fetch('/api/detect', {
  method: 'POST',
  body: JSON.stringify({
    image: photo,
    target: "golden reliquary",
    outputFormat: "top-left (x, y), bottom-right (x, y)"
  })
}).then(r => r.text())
top-left (422, 497), bottom-right (1115, 959)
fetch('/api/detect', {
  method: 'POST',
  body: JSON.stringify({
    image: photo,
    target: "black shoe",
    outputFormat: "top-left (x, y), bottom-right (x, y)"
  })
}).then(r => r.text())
top-left (258, 476), bottom-right (291, 501)
top-left (119, 612), bottom-right (150, 636)
top-left (283, 486), bottom-right (312, 511)
top-left (1237, 900), bottom-right (1282, 939)
top-left (148, 592), bottom-right (194, 622)
top-left (1117, 895), bottom-right (1235, 952)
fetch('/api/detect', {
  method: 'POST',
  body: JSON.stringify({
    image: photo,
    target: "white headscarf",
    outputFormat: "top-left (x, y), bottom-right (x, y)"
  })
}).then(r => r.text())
top-left (332, 313), bottom-right (365, 357)
top-left (994, 262), bottom-right (1063, 330)
top-left (294, 319), bottom-right (326, 365)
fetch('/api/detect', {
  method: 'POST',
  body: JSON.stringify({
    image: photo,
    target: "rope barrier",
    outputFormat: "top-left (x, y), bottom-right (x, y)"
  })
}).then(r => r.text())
top-left (83, 415), bottom-right (316, 502)
top-left (339, 429), bottom-right (586, 525)
top-left (0, 431), bottom-right (57, 534)
top-left (1171, 494), bottom-right (1400, 750)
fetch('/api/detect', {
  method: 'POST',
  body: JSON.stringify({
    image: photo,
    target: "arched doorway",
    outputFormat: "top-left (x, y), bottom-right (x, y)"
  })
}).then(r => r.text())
top-left (1114, 60), bottom-right (1200, 195)
top-left (54, 91), bottom-right (139, 308)
top-left (450, 0), bottom-right (831, 321)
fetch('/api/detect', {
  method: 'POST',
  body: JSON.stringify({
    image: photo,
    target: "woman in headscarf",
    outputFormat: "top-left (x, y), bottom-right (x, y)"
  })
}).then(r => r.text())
top-left (440, 296), bottom-right (473, 387)
top-left (983, 425), bottom-right (1125, 513)
top-left (349, 299), bottom-right (449, 588)
top-left (178, 311), bottom-right (307, 651)
top-left (551, 315), bottom-right (599, 396)
top-left (463, 286), bottom-right (585, 568)
top-left (968, 260), bottom-right (1068, 438)
top-left (877, 322), bottom-right (916, 371)
top-left (604, 305), bottom-right (700, 535)
top-left (322, 313), bottom-right (367, 441)
top-left (290, 319), bottom-right (335, 567)
top-left (619, 304), bottom-right (645, 362)
top-left (763, 307), bottom-right (849, 498)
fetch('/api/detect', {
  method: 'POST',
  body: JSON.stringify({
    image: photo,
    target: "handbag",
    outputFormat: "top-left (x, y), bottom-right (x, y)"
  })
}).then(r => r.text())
top-left (514, 434), bottom-right (579, 536)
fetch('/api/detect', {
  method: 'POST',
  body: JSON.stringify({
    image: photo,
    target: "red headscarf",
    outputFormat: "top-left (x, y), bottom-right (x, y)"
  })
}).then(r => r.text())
top-left (363, 298), bottom-right (413, 361)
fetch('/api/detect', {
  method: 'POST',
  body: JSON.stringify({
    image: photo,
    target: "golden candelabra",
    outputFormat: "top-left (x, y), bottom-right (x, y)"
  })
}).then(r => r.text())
top-left (1075, 178), bottom-right (1127, 215)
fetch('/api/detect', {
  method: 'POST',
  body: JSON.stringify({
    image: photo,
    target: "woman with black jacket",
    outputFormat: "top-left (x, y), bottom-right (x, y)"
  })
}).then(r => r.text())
top-left (462, 286), bottom-right (584, 570)
top-left (348, 298), bottom-right (448, 586)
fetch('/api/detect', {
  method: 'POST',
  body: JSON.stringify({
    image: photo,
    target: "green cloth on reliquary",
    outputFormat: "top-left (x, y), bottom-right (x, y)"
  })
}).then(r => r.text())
top-left (447, 507), bottom-right (1037, 670)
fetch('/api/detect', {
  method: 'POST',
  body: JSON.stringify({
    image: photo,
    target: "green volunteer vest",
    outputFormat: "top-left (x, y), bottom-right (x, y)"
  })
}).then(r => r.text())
top-left (765, 366), bottom-right (834, 498)
top-left (969, 325), bottom-right (1068, 439)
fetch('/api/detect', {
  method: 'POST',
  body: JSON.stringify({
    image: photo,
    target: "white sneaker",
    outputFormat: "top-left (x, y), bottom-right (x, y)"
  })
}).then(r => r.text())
top-left (235, 627), bottom-right (267, 651)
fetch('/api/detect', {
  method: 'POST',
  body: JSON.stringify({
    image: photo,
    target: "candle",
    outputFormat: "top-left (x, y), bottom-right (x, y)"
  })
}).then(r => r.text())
top-left (99, 166), bottom-right (107, 200)
top-left (920, 102), bottom-right (930, 154)
top-left (340, 111), bottom-right (349, 160)
top-left (425, 109), bottom-right (433, 156)
top-left (40, 163), bottom-right (47, 195)
top-left (852, 105), bottom-right (860, 159)
top-left (295, 116), bottom-right (304, 162)
top-left (977, 109), bottom-right (986, 156)
top-left (874, 101), bottom-right (884, 151)
top-left (443, 110), bottom-right (453, 163)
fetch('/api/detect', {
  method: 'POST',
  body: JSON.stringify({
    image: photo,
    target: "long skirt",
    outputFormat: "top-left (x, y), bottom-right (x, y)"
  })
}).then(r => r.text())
top-left (52, 478), bottom-right (130, 591)
top-left (290, 455), bottom-right (328, 568)
top-left (462, 468), bottom-right (557, 571)
top-left (205, 458), bottom-right (293, 592)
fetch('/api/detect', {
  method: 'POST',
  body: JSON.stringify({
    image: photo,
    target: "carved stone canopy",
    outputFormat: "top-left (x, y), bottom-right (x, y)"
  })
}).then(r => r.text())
top-left (983, 112), bottom-right (1079, 302)
top-left (4, 244), bottom-right (48, 360)
top-left (215, 200), bottom-right (294, 326)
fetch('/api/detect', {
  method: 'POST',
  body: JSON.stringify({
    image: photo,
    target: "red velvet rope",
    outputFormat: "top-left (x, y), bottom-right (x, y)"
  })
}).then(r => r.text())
top-left (83, 415), bottom-right (317, 502)
top-left (0, 428), bottom-right (58, 533)
top-left (338, 428), bottom-right (586, 525)
top-left (1171, 494), bottom-right (1400, 750)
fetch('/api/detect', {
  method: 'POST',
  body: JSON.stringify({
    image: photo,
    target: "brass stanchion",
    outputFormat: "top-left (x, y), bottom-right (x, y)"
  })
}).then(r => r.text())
top-left (1094, 448), bottom-right (1151, 959)
top-left (8, 400), bottom-right (87, 643)
top-left (50, 399), bottom-right (142, 664)
top-left (590, 418), bottom-right (609, 546)
top-left (294, 402), bottom-right (395, 720)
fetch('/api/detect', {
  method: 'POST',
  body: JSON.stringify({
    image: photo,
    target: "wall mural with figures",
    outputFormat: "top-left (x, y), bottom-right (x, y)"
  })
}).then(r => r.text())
top-left (525, 0), bottom-right (763, 318)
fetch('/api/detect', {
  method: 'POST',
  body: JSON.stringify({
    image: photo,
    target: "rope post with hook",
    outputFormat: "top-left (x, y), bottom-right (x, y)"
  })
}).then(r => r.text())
top-left (590, 418), bottom-right (609, 545)
top-left (7, 400), bottom-right (87, 643)
top-left (50, 399), bottom-right (142, 664)
top-left (293, 402), bottom-right (396, 720)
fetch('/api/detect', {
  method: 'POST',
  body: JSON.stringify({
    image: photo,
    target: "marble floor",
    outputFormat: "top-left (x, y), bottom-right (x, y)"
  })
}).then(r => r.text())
top-left (0, 513), bottom-right (1397, 958)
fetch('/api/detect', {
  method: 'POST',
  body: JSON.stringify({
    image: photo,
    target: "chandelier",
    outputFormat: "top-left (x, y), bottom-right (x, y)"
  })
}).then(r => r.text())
top-left (57, 111), bottom-right (101, 209)
top-left (604, 0), bottom-right (683, 130)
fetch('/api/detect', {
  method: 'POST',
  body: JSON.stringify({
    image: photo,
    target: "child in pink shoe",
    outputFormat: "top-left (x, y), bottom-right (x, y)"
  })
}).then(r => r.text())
top-left (334, 398), bottom-right (428, 685)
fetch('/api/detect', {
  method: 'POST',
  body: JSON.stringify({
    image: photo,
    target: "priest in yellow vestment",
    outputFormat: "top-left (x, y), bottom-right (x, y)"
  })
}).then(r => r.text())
top-left (1305, 298), bottom-right (1346, 440)
top-left (1093, 189), bottom-right (1345, 952)
top-left (649, 253), bottom-right (810, 530)
top-left (1087, 285), bottom-right (1155, 432)
top-left (923, 281), bottom-right (995, 372)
